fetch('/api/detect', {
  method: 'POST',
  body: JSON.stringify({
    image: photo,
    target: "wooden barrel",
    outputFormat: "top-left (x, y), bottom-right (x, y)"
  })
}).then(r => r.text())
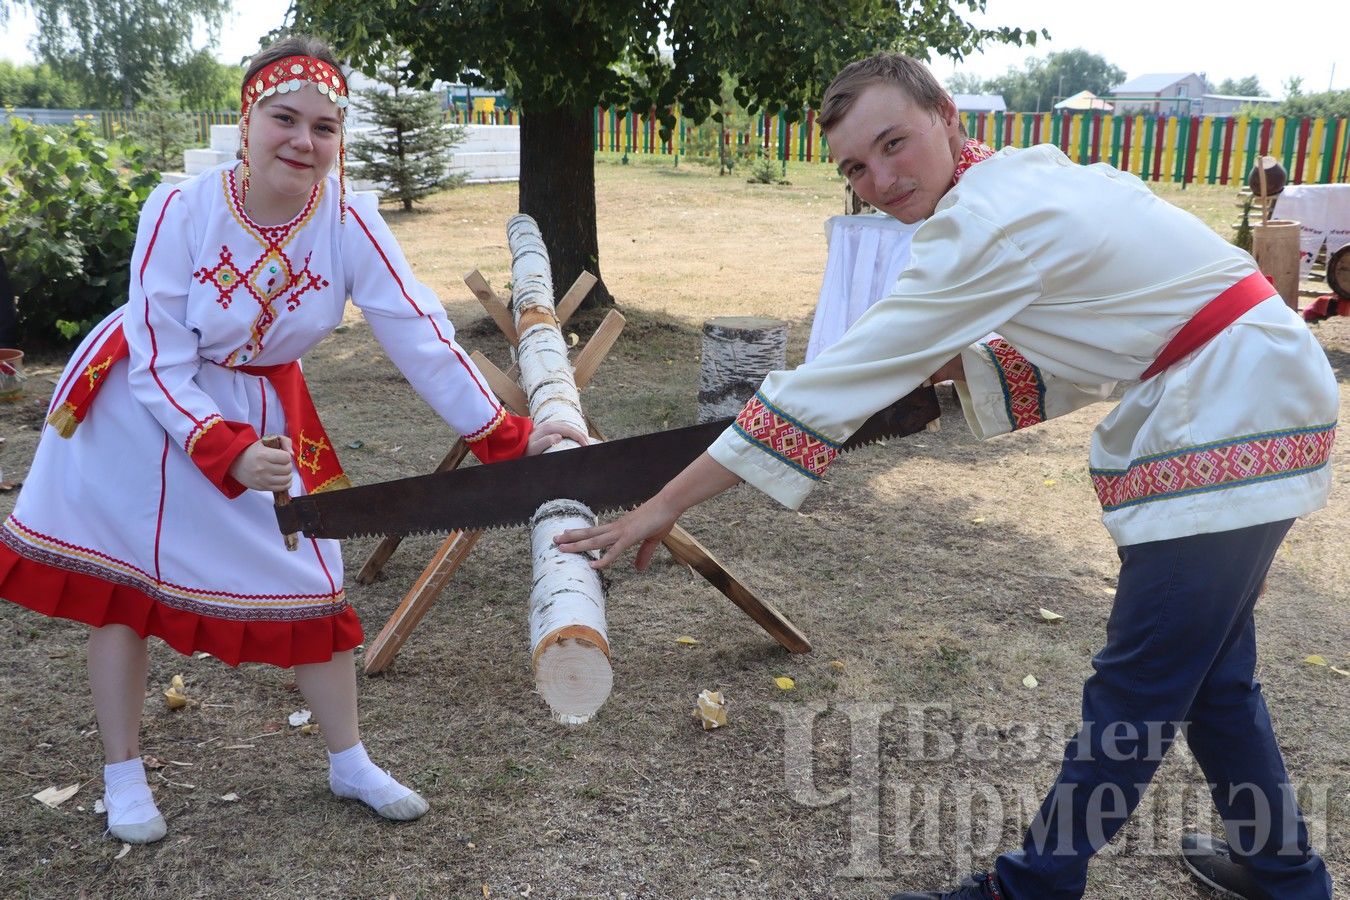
top-left (698, 316), bottom-right (787, 422)
top-left (1251, 219), bottom-right (1301, 310)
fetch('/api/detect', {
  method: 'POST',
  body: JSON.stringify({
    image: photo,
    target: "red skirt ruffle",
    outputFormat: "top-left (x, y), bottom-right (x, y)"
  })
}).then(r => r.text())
top-left (0, 541), bottom-right (363, 668)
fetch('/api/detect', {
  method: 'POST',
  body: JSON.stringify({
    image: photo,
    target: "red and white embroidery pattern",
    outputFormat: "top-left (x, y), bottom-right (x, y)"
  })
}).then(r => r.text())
top-left (734, 393), bottom-right (841, 480)
top-left (214, 169), bottom-right (331, 365)
top-left (951, 139), bottom-right (995, 186)
top-left (983, 338), bottom-right (1045, 429)
top-left (1091, 424), bottom-right (1336, 511)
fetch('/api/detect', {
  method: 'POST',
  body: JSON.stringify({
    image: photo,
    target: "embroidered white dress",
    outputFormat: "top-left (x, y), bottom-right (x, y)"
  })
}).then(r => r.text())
top-left (0, 162), bottom-right (519, 666)
top-left (710, 144), bottom-right (1338, 547)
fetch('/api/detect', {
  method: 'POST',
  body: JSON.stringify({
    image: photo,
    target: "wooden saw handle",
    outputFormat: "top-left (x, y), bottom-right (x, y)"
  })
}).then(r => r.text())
top-left (263, 435), bottom-right (299, 551)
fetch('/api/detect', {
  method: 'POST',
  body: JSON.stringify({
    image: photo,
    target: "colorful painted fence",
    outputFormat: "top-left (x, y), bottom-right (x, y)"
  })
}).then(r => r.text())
top-left (453, 105), bottom-right (1350, 186)
top-left (444, 107), bottom-right (519, 126)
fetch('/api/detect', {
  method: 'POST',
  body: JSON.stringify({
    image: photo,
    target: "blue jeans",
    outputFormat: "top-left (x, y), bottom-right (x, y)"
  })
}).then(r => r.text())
top-left (994, 520), bottom-right (1333, 899)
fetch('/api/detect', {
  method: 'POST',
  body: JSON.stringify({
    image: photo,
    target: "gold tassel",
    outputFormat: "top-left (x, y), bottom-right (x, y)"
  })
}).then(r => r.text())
top-left (312, 473), bottom-right (352, 493)
top-left (46, 402), bottom-right (80, 439)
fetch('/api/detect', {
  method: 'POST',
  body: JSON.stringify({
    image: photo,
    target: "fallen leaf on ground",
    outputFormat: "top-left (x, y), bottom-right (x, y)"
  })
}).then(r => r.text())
top-left (1038, 608), bottom-right (1065, 622)
top-left (829, 659), bottom-right (846, 671)
top-left (674, 635), bottom-right (699, 646)
top-left (141, 755), bottom-right (165, 769)
top-left (114, 843), bottom-right (131, 860)
top-left (696, 689), bottom-right (727, 730)
top-left (1304, 655), bottom-right (1328, 667)
top-left (1022, 674), bottom-right (1039, 688)
top-left (34, 784), bottom-right (80, 808)
top-left (164, 674), bottom-right (193, 710)
top-left (299, 723), bottom-right (322, 735)
top-left (287, 709), bottom-right (312, 727)
top-left (773, 676), bottom-right (795, 690)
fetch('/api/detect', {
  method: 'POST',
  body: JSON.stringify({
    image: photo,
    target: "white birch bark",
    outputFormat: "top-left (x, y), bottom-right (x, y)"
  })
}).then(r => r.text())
top-left (507, 213), bottom-right (612, 724)
top-left (697, 316), bottom-right (788, 422)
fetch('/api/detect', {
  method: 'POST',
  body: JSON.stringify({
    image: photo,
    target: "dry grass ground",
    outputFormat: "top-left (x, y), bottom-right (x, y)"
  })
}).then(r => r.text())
top-left (1, 156), bottom-right (1346, 899)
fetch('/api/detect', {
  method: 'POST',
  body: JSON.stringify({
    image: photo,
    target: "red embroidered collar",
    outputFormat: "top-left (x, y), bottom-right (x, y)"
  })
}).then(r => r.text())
top-left (951, 139), bottom-right (995, 186)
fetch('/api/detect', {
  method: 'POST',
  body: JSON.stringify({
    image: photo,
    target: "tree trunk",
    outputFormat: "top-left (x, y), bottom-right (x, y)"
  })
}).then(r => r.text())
top-left (519, 103), bottom-right (615, 311)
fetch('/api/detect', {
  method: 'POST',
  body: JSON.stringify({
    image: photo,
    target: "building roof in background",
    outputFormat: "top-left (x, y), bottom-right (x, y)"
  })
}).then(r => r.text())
top-left (1202, 93), bottom-right (1281, 103)
top-left (1111, 73), bottom-right (1197, 93)
top-left (952, 93), bottom-right (1006, 112)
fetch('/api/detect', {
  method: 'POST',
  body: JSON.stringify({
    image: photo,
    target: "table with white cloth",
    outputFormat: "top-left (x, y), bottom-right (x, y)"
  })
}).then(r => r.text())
top-left (1272, 184), bottom-right (1350, 279)
top-left (805, 214), bottom-right (920, 361)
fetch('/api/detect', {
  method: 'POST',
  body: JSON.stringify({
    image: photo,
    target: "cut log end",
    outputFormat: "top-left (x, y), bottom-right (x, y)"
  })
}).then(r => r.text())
top-left (534, 636), bottom-right (613, 725)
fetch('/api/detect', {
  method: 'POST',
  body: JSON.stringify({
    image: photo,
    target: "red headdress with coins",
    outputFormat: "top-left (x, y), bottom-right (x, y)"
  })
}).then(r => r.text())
top-left (239, 55), bottom-right (351, 217)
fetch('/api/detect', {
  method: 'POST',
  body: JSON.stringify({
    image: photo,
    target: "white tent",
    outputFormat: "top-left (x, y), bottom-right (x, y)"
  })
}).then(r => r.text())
top-left (1054, 90), bottom-right (1114, 112)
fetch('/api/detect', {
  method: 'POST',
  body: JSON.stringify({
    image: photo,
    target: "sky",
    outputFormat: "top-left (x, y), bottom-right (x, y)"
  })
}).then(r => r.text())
top-left (2, 0), bottom-right (1347, 97)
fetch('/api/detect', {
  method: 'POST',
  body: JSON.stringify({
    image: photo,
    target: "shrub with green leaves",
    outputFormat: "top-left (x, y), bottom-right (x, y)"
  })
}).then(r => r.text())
top-left (0, 117), bottom-right (159, 347)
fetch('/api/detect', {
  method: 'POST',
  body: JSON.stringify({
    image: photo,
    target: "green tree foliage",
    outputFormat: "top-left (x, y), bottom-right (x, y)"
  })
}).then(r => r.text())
top-left (19, 0), bottom-right (229, 109)
top-left (945, 71), bottom-right (990, 96)
top-left (961, 48), bottom-right (1125, 112)
top-left (682, 73), bottom-right (759, 175)
top-left (295, 0), bottom-right (1041, 309)
top-left (0, 60), bottom-right (90, 108)
top-left (124, 61), bottom-right (198, 171)
top-left (0, 117), bottom-right (159, 345)
top-left (1273, 89), bottom-right (1350, 119)
top-left (1215, 75), bottom-right (1264, 97)
top-left (349, 62), bottom-right (466, 212)
top-left (175, 49), bottom-right (244, 110)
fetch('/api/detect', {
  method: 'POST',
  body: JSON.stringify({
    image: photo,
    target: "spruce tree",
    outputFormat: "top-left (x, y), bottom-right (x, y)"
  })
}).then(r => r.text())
top-left (349, 63), bottom-right (464, 211)
top-left (125, 61), bottom-right (198, 173)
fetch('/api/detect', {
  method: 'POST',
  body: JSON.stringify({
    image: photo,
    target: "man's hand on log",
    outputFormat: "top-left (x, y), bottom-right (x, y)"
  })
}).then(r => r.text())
top-left (556, 452), bottom-right (742, 570)
top-left (555, 496), bottom-right (681, 571)
top-left (526, 420), bottom-right (590, 455)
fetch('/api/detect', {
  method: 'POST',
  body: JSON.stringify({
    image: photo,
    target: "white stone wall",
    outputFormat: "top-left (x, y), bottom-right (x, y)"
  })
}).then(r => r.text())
top-left (163, 123), bottom-right (520, 189)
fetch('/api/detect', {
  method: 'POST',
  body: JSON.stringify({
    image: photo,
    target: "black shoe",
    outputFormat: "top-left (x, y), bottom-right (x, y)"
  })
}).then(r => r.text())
top-left (1181, 833), bottom-right (1264, 899)
top-left (890, 871), bottom-right (1006, 900)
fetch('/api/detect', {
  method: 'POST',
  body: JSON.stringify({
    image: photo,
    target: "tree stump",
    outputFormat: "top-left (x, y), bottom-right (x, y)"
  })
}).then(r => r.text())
top-left (697, 316), bottom-right (787, 423)
top-left (1252, 219), bottom-right (1301, 311)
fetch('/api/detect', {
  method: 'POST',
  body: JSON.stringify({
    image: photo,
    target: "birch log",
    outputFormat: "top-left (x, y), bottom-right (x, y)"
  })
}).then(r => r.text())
top-left (697, 316), bottom-right (788, 422)
top-left (507, 213), bottom-right (613, 724)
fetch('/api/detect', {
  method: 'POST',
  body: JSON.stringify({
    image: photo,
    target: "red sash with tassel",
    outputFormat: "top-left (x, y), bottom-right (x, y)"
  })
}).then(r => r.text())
top-left (45, 323), bottom-right (349, 494)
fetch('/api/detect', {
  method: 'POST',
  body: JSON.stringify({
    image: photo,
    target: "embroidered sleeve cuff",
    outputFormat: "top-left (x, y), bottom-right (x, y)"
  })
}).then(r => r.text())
top-left (704, 393), bottom-right (839, 509)
top-left (953, 339), bottom-right (1046, 438)
top-left (467, 411), bottom-right (533, 464)
top-left (187, 417), bottom-right (260, 498)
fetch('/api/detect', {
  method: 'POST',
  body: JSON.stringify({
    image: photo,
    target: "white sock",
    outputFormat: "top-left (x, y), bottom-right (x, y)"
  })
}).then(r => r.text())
top-left (103, 758), bottom-right (161, 827)
top-left (328, 741), bottom-right (427, 820)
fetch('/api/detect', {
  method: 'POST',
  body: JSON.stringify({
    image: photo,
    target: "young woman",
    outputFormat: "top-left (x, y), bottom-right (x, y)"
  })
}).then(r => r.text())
top-left (0, 34), bottom-right (581, 844)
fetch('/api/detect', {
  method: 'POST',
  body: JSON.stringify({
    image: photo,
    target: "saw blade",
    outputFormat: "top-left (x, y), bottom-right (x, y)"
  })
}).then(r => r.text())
top-left (276, 386), bottom-right (939, 539)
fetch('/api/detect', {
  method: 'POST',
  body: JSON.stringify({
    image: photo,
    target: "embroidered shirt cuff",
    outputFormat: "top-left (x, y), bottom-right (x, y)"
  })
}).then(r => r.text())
top-left (467, 411), bottom-right (533, 464)
top-left (188, 418), bottom-right (259, 498)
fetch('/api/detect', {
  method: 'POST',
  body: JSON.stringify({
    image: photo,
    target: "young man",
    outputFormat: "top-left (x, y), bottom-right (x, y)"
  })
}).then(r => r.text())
top-left (557, 54), bottom-right (1336, 899)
